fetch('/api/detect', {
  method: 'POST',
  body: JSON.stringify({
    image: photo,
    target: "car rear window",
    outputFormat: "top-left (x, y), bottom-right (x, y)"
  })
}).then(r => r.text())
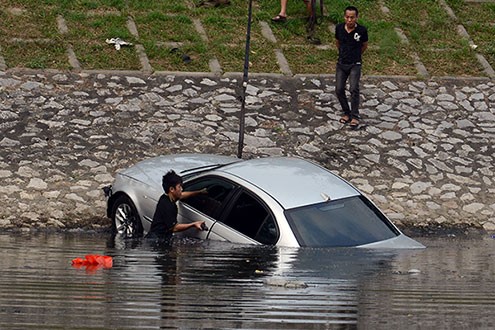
top-left (285, 196), bottom-right (399, 247)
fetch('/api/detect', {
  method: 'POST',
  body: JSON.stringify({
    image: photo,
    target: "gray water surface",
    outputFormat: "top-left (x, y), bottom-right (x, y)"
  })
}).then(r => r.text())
top-left (0, 232), bottom-right (494, 329)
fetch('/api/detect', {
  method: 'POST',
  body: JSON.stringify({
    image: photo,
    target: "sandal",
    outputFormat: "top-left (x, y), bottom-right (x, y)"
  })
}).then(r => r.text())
top-left (350, 118), bottom-right (360, 128)
top-left (271, 15), bottom-right (287, 23)
top-left (307, 35), bottom-right (321, 45)
top-left (339, 115), bottom-right (350, 124)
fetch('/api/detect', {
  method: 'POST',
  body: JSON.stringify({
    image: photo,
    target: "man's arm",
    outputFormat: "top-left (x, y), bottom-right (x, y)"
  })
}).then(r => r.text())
top-left (172, 221), bottom-right (204, 232)
top-left (180, 188), bottom-right (207, 200)
top-left (361, 41), bottom-right (368, 53)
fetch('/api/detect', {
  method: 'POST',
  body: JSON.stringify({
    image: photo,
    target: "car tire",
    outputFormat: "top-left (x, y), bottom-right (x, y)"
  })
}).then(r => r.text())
top-left (111, 195), bottom-right (143, 238)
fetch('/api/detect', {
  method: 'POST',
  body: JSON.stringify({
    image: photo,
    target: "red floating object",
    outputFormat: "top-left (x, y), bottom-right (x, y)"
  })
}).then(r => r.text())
top-left (71, 254), bottom-right (113, 270)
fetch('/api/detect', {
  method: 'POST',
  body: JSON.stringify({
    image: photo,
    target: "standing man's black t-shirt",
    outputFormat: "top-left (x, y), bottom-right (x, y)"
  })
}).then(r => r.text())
top-left (147, 194), bottom-right (178, 237)
top-left (335, 23), bottom-right (368, 65)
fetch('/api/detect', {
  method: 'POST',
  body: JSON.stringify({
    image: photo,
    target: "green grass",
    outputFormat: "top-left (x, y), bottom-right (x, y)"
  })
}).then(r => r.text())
top-left (445, 0), bottom-right (495, 69)
top-left (384, 0), bottom-right (484, 76)
top-left (145, 41), bottom-right (210, 72)
top-left (135, 12), bottom-right (200, 43)
top-left (0, 7), bottom-right (59, 39)
top-left (0, 0), bottom-right (493, 76)
top-left (65, 12), bottom-right (140, 70)
top-left (2, 39), bottom-right (70, 70)
top-left (283, 45), bottom-right (336, 75)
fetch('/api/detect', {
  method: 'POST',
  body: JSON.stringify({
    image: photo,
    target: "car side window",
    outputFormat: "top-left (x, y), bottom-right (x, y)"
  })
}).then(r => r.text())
top-left (222, 191), bottom-right (278, 245)
top-left (182, 177), bottom-right (237, 218)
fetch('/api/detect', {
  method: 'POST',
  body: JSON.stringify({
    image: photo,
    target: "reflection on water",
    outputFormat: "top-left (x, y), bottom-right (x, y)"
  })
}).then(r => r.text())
top-left (0, 232), bottom-right (494, 329)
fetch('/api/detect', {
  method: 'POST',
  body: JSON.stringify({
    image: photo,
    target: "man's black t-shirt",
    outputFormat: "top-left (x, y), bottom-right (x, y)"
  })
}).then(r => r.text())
top-left (147, 194), bottom-right (177, 237)
top-left (335, 23), bottom-right (368, 65)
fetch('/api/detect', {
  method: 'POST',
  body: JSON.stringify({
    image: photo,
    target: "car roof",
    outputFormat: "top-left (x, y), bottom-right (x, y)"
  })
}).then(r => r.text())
top-left (216, 157), bottom-right (360, 209)
top-left (120, 153), bottom-right (240, 186)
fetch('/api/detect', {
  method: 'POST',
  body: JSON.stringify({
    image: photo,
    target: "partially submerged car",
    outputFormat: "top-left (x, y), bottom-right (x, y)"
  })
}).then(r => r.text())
top-left (104, 154), bottom-right (424, 249)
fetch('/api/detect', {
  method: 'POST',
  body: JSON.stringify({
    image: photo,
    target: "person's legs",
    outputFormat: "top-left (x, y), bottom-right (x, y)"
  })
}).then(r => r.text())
top-left (272, 0), bottom-right (288, 21)
top-left (280, 0), bottom-right (288, 16)
top-left (303, 0), bottom-right (312, 16)
top-left (348, 64), bottom-right (362, 120)
top-left (273, 0), bottom-right (312, 22)
top-left (336, 63), bottom-right (351, 117)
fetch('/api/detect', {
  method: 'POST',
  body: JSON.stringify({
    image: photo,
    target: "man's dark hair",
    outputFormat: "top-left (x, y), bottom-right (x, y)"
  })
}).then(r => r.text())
top-left (344, 5), bottom-right (359, 17)
top-left (162, 170), bottom-right (183, 193)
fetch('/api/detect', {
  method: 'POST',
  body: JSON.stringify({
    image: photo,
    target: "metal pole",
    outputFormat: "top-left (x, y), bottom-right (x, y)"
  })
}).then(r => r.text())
top-left (237, 0), bottom-right (253, 159)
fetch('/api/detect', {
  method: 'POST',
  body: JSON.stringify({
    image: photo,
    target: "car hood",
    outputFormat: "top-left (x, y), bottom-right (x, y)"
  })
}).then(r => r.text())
top-left (357, 234), bottom-right (425, 249)
top-left (119, 153), bottom-right (241, 186)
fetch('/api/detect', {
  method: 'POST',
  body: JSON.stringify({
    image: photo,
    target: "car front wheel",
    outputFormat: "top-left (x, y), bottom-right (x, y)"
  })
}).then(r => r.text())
top-left (111, 196), bottom-right (143, 238)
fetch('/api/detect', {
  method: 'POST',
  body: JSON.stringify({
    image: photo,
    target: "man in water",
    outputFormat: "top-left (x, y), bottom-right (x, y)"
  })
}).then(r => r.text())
top-left (146, 170), bottom-right (206, 239)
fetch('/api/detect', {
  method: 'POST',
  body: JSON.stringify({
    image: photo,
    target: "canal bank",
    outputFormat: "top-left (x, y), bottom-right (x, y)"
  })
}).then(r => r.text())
top-left (0, 69), bottom-right (493, 234)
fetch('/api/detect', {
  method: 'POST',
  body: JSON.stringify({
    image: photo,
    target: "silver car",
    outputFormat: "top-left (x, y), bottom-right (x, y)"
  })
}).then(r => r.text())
top-left (105, 154), bottom-right (424, 248)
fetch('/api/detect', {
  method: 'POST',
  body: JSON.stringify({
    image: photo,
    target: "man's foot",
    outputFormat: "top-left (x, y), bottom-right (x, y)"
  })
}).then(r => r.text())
top-left (271, 15), bottom-right (287, 23)
top-left (339, 115), bottom-right (351, 124)
top-left (307, 35), bottom-right (321, 45)
top-left (196, 0), bottom-right (230, 8)
top-left (350, 118), bottom-right (360, 128)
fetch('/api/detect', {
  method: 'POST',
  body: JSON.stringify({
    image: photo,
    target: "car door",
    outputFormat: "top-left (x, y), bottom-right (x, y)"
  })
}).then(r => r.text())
top-left (179, 176), bottom-right (279, 245)
top-left (137, 184), bottom-right (163, 233)
top-left (215, 189), bottom-right (279, 245)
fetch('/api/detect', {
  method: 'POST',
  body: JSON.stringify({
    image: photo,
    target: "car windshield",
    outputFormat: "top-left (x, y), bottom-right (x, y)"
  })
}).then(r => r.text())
top-left (285, 196), bottom-right (399, 247)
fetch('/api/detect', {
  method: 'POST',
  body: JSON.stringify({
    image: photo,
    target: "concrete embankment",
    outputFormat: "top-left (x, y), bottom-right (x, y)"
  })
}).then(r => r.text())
top-left (0, 69), bottom-right (493, 234)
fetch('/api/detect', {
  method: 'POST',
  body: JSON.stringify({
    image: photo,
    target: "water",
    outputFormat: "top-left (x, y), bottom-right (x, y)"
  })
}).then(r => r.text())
top-left (1, 232), bottom-right (494, 329)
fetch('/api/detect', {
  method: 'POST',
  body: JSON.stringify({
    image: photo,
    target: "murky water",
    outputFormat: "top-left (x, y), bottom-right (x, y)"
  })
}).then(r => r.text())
top-left (1, 232), bottom-right (494, 329)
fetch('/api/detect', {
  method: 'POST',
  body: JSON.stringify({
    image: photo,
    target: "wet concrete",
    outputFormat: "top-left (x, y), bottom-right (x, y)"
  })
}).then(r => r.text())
top-left (0, 69), bottom-right (494, 232)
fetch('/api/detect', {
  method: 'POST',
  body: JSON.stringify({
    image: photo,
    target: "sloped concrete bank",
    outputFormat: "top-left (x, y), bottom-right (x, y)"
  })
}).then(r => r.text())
top-left (0, 69), bottom-right (493, 235)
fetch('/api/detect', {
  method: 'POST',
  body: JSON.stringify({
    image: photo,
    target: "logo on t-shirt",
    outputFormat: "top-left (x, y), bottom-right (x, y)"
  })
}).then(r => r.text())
top-left (354, 33), bottom-right (361, 42)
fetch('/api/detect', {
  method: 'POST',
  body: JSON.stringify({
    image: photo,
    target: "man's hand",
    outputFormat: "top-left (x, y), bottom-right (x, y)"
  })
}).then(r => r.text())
top-left (192, 221), bottom-right (207, 231)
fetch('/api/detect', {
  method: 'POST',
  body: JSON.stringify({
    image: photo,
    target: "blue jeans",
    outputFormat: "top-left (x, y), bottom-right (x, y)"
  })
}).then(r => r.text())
top-left (335, 63), bottom-right (362, 119)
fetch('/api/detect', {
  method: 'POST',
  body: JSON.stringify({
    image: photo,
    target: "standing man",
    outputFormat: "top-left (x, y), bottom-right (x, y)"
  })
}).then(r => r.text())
top-left (335, 6), bottom-right (368, 128)
top-left (146, 170), bottom-right (206, 239)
